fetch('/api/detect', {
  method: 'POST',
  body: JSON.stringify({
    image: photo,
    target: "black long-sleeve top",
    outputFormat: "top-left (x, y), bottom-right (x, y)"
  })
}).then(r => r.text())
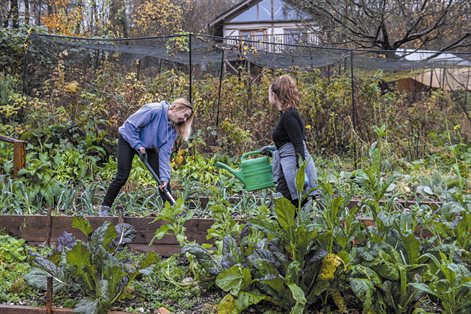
top-left (272, 108), bottom-right (306, 162)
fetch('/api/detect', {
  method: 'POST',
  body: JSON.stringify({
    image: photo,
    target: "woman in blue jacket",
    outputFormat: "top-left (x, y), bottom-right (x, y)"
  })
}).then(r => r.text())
top-left (100, 98), bottom-right (194, 214)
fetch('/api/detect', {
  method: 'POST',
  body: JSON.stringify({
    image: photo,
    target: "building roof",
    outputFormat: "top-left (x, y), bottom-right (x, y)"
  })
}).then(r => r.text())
top-left (208, 0), bottom-right (311, 37)
top-left (209, 0), bottom-right (261, 30)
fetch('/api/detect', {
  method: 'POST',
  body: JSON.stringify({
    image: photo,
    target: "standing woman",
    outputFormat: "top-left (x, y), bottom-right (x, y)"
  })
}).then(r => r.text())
top-left (267, 74), bottom-right (318, 207)
top-left (100, 98), bottom-right (194, 214)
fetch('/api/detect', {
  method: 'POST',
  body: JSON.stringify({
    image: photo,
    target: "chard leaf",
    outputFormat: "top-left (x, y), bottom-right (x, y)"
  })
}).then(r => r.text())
top-left (75, 297), bottom-right (99, 314)
top-left (218, 294), bottom-right (238, 314)
top-left (103, 223), bottom-right (117, 250)
top-left (295, 161), bottom-right (306, 196)
top-left (286, 261), bottom-right (301, 284)
top-left (222, 236), bottom-right (243, 267)
top-left (182, 244), bottom-right (222, 275)
top-left (104, 265), bottom-right (126, 297)
top-left (373, 262), bottom-right (399, 281)
top-left (91, 222), bottom-right (115, 250)
top-left (259, 274), bottom-right (285, 294)
top-left (274, 197), bottom-right (296, 235)
top-left (235, 291), bottom-right (269, 312)
top-left (287, 282), bottom-right (306, 314)
top-left (319, 253), bottom-right (343, 281)
top-left (401, 233), bottom-right (420, 264)
top-left (114, 223), bottom-right (136, 247)
top-left (349, 278), bottom-right (374, 312)
top-left (24, 267), bottom-right (66, 291)
top-left (139, 252), bottom-right (159, 274)
top-left (153, 224), bottom-right (171, 241)
top-left (307, 280), bottom-right (329, 300)
top-left (409, 283), bottom-right (438, 298)
top-left (66, 241), bottom-right (91, 269)
top-left (216, 265), bottom-right (251, 295)
top-left (97, 279), bottom-right (110, 300)
top-left (72, 216), bottom-right (93, 237)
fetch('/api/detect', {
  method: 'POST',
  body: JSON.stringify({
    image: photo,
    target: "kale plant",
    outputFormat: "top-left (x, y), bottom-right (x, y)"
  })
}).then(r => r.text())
top-left (26, 216), bottom-right (158, 314)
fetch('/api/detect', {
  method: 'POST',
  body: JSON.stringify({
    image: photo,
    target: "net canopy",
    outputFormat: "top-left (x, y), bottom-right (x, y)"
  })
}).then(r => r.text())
top-left (29, 33), bottom-right (471, 72)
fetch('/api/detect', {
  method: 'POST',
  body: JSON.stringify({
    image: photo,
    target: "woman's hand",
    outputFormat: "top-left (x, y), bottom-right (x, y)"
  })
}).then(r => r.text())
top-left (159, 181), bottom-right (168, 190)
top-left (139, 147), bottom-right (146, 154)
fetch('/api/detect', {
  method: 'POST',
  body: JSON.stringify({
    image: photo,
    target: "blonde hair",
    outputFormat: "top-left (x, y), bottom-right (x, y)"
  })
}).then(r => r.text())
top-left (170, 98), bottom-right (194, 141)
top-left (270, 74), bottom-right (300, 111)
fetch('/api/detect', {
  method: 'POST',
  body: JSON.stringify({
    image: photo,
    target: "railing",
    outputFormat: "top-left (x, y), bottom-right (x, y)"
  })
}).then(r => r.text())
top-left (0, 135), bottom-right (26, 178)
top-left (225, 33), bottom-right (320, 52)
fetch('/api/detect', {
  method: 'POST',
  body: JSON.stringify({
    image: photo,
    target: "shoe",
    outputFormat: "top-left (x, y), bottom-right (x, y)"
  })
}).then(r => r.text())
top-left (98, 205), bottom-right (110, 216)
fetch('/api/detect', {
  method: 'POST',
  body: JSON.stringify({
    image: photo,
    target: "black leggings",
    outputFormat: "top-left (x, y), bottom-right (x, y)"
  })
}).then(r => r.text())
top-left (276, 169), bottom-right (308, 208)
top-left (102, 135), bottom-right (171, 207)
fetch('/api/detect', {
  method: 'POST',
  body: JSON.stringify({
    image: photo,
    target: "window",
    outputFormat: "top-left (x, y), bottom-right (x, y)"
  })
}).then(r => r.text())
top-left (230, 0), bottom-right (311, 22)
top-left (231, 0), bottom-right (273, 22)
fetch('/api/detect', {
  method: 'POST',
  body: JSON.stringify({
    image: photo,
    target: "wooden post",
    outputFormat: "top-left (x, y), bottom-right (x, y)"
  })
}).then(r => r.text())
top-left (46, 276), bottom-right (53, 314)
top-left (13, 141), bottom-right (26, 178)
top-left (0, 135), bottom-right (26, 178)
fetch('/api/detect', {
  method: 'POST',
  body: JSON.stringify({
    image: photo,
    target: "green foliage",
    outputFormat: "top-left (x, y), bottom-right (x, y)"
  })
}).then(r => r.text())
top-left (411, 251), bottom-right (471, 314)
top-left (0, 234), bottom-right (38, 304)
top-left (152, 198), bottom-right (193, 247)
top-left (26, 217), bottom-right (159, 314)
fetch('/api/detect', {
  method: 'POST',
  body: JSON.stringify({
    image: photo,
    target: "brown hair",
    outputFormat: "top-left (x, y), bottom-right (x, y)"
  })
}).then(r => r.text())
top-left (170, 98), bottom-right (194, 141)
top-left (270, 74), bottom-right (300, 111)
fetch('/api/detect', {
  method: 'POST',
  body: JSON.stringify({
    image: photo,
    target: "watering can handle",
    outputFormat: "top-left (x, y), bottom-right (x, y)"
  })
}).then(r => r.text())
top-left (240, 150), bottom-right (263, 162)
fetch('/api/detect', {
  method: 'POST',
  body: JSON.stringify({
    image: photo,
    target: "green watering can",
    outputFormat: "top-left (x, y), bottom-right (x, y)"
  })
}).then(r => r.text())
top-left (216, 150), bottom-right (275, 191)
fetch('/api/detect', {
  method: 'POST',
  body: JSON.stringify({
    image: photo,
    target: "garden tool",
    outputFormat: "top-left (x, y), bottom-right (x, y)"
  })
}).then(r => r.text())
top-left (216, 149), bottom-right (275, 191)
top-left (137, 151), bottom-right (176, 206)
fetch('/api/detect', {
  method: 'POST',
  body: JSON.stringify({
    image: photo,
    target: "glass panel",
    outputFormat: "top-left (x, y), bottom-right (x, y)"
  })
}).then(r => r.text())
top-left (231, 5), bottom-right (258, 22)
top-left (258, 0), bottom-right (272, 20)
top-left (273, 0), bottom-right (284, 20)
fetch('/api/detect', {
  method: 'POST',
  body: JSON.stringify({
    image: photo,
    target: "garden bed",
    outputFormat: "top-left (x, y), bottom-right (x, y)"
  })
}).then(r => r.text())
top-left (0, 304), bottom-right (132, 314)
top-left (0, 197), bottom-right (441, 254)
top-left (0, 214), bottom-right (214, 256)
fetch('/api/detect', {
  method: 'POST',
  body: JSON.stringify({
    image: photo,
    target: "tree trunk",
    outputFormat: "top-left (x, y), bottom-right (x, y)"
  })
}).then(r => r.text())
top-left (24, 0), bottom-right (29, 25)
top-left (11, 0), bottom-right (19, 28)
top-left (37, 0), bottom-right (42, 25)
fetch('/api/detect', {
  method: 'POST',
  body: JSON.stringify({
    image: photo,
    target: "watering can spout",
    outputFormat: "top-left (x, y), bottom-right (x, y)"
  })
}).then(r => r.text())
top-left (216, 162), bottom-right (245, 184)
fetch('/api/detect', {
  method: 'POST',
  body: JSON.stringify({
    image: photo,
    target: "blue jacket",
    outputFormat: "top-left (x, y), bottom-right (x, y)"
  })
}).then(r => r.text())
top-left (118, 101), bottom-right (177, 183)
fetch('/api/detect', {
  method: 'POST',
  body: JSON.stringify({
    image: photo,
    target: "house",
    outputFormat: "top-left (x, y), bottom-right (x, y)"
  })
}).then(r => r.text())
top-left (208, 0), bottom-right (319, 50)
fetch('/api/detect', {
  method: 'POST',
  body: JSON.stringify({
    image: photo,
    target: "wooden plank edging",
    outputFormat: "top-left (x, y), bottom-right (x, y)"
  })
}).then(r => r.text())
top-left (0, 305), bottom-right (131, 314)
top-left (0, 215), bottom-right (215, 256)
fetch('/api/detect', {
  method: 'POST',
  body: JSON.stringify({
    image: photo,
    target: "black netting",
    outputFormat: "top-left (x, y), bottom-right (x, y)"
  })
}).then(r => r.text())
top-left (28, 33), bottom-right (471, 72)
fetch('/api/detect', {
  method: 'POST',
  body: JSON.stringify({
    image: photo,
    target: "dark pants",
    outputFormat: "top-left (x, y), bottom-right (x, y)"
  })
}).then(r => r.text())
top-left (102, 135), bottom-right (171, 207)
top-left (276, 169), bottom-right (307, 208)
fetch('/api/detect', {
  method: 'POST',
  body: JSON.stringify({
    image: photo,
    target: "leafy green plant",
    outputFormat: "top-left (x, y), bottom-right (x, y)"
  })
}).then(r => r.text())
top-left (411, 250), bottom-right (471, 314)
top-left (152, 199), bottom-right (193, 247)
top-left (353, 125), bottom-right (396, 217)
top-left (26, 217), bottom-right (159, 314)
top-left (0, 234), bottom-right (38, 304)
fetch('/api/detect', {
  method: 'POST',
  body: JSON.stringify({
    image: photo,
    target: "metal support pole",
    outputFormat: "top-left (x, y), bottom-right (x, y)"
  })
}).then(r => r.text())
top-left (350, 50), bottom-right (357, 167)
top-left (188, 33), bottom-right (192, 103)
top-left (216, 49), bottom-right (225, 127)
top-left (136, 59), bottom-right (141, 80)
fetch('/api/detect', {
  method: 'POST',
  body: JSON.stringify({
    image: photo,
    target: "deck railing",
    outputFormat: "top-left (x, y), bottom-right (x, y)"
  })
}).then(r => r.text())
top-left (225, 33), bottom-right (320, 52)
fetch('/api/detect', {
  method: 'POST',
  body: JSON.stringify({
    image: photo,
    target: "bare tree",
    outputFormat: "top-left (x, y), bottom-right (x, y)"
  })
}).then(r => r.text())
top-left (176, 0), bottom-right (240, 34)
top-left (287, 0), bottom-right (471, 54)
top-left (3, 0), bottom-right (19, 28)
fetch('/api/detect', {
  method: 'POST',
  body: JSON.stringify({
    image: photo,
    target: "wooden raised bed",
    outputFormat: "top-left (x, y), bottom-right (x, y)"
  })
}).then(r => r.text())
top-left (0, 214), bottom-right (214, 256)
top-left (0, 305), bottom-right (132, 314)
top-left (0, 198), bottom-right (441, 255)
